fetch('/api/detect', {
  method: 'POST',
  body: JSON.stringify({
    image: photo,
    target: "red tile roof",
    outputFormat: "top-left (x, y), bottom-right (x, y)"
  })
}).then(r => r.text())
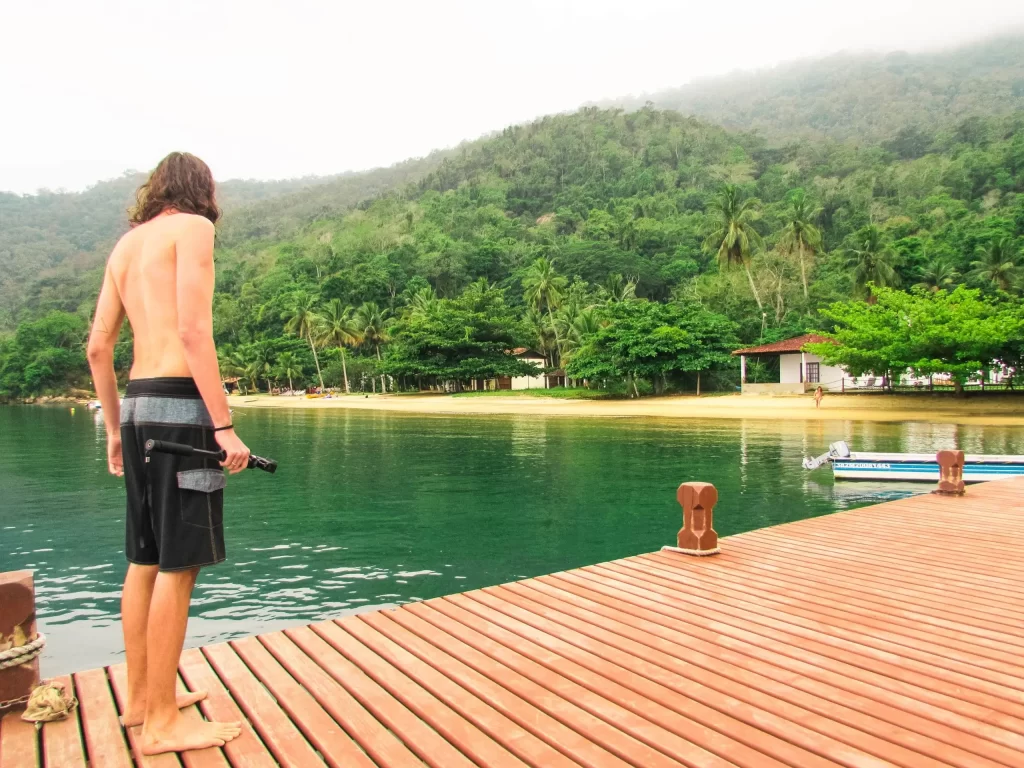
top-left (732, 333), bottom-right (833, 355)
top-left (510, 348), bottom-right (545, 358)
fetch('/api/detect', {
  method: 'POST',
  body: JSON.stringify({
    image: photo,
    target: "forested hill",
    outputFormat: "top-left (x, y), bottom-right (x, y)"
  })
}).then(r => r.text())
top-left (605, 34), bottom-right (1024, 143)
top-left (0, 154), bottom-right (448, 329)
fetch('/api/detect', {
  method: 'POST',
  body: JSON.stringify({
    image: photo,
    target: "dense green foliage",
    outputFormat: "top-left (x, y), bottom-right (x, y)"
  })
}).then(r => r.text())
top-left (610, 34), bottom-right (1024, 143)
top-left (4, 36), bottom-right (1024, 399)
top-left (809, 287), bottom-right (1024, 390)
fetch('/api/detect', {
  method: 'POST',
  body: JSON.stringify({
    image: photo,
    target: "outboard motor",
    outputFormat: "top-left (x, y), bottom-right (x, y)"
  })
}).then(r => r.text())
top-left (830, 440), bottom-right (851, 458)
top-left (803, 440), bottom-right (851, 470)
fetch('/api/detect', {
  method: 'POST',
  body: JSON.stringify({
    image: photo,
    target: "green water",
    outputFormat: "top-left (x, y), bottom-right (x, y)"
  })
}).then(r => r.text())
top-left (2, 405), bottom-right (1021, 676)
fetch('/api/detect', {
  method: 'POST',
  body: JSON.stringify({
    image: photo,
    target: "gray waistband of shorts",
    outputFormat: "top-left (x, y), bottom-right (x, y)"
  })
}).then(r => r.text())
top-left (120, 396), bottom-right (213, 427)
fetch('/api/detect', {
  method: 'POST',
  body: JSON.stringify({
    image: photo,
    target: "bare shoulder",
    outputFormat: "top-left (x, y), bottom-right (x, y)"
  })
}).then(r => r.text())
top-left (170, 213), bottom-right (216, 236)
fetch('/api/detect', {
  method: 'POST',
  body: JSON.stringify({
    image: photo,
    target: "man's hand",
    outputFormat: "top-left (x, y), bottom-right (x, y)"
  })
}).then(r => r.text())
top-left (215, 429), bottom-right (251, 474)
top-left (107, 435), bottom-right (124, 477)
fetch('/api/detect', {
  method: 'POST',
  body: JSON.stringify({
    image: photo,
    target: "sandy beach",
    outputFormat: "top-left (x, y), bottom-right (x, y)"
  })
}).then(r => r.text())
top-left (230, 391), bottom-right (1024, 426)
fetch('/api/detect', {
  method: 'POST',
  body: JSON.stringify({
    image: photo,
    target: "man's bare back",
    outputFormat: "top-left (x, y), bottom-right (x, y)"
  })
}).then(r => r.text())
top-left (107, 212), bottom-right (215, 379)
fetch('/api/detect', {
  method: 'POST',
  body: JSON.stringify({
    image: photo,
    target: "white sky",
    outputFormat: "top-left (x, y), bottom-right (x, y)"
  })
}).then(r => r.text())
top-left (2, 0), bottom-right (1023, 194)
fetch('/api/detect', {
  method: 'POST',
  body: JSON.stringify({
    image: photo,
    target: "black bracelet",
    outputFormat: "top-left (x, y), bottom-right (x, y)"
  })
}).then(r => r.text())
top-left (213, 424), bottom-right (233, 432)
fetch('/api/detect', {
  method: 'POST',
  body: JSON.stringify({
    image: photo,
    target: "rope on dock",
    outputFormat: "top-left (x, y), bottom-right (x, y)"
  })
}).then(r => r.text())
top-left (0, 632), bottom-right (45, 671)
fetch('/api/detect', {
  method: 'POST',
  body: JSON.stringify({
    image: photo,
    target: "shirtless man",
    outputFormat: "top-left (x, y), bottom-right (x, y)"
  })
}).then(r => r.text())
top-left (87, 152), bottom-right (248, 755)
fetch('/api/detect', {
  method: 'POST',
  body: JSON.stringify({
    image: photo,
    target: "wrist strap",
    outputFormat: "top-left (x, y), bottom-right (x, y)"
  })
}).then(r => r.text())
top-left (213, 424), bottom-right (233, 432)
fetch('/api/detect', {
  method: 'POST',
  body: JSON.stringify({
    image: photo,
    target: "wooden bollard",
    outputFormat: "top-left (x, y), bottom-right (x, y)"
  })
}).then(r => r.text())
top-left (935, 450), bottom-right (966, 496)
top-left (0, 571), bottom-right (40, 711)
top-left (663, 482), bottom-right (720, 556)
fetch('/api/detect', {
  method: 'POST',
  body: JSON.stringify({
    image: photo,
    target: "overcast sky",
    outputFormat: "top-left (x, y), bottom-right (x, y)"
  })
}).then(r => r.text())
top-left (3, 0), bottom-right (1023, 194)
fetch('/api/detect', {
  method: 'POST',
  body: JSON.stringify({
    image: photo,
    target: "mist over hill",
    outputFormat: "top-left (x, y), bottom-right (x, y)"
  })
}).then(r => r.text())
top-left (602, 33), bottom-right (1024, 143)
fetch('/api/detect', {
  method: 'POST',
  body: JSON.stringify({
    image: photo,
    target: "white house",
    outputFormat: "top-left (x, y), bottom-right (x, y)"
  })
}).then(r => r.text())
top-left (733, 334), bottom-right (846, 394)
top-left (508, 348), bottom-right (550, 390)
top-left (467, 348), bottom-right (559, 391)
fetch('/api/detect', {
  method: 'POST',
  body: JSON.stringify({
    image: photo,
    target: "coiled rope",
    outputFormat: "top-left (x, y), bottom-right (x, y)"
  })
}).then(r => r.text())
top-left (0, 632), bottom-right (45, 671)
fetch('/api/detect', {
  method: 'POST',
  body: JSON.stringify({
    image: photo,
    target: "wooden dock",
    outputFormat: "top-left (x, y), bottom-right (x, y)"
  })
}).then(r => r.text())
top-left (3, 477), bottom-right (1024, 767)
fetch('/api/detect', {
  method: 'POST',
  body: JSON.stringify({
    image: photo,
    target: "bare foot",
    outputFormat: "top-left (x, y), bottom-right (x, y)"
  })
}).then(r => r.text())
top-left (121, 691), bottom-right (209, 727)
top-left (142, 713), bottom-right (241, 755)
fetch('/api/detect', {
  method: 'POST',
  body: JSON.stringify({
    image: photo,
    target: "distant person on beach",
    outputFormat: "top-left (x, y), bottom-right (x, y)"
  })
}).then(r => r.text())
top-left (87, 153), bottom-right (246, 755)
top-left (815, 385), bottom-right (824, 409)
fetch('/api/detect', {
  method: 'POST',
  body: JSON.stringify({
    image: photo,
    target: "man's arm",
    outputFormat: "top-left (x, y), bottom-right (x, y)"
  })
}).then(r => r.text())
top-left (175, 216), bottom-right (250, 473)
top-left (87, 266), bottom-right (126, 475)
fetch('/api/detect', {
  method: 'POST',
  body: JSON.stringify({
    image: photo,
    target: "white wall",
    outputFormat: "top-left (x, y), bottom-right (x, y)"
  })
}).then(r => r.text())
top-left (779, 352), bottom-right (845, 391)
top-left (511, 356), bottom-right (546, 390)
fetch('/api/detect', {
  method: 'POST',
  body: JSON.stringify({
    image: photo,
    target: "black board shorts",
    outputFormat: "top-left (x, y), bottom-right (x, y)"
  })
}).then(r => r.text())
top-left (120, 378), bottom-right (226, 571)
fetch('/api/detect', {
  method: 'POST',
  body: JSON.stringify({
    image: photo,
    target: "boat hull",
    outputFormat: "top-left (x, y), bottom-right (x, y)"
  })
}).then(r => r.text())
top-left (833, 457), bottom-right (1024, 482)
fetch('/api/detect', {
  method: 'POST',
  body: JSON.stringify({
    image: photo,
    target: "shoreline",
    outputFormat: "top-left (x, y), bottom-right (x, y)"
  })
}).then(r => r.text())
top-left (228, 391), bottom-right (1024, 426)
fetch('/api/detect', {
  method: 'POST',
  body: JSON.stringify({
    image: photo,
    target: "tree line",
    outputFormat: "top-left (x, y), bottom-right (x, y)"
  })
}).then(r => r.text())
top-left (2, 104), bottom-right (1024, 400)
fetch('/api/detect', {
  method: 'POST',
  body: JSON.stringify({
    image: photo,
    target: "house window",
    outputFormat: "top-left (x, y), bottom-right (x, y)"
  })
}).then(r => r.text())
top-left (806, 362), bottom-right (820, 383)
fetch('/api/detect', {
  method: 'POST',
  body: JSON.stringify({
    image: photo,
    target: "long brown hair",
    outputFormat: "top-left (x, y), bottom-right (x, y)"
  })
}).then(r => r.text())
top-left (129, 152), bottom-right (220, 226)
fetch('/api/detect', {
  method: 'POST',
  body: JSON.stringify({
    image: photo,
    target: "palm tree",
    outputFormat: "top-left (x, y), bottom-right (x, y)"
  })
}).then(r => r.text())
top-left (275, 352), bottom-right (303, 395)
top-left (526, 307), bottom-right (557, 366)
top-left (354, 302), bottom-right (392, 393)
top-left (914, 258), bottom-right (960, 293)
top-left (703, 184), bottom-right (765, 310)
top-left (249, 340), bottom-right (275, 393)
top-left (777, 189), bottom-right (823, 299)
top-left (564, 307), bottom-right (601, 355)
top-left (598, 273), bottom-right (638, 304)
top-left (845, 226), bottom-right (900, 303)
top-left (218, 347), bottom-right (250, 395)
top-left (318, 299), bottom-right (361, 393)
top-left (407, 286), bottom-right (439, 317)
top-left (970, 237), bottom-right (1018, 292)
top-left (522, 257), bottom-right (568, 363)
top-left (282, 292), bottom-right (325, 391)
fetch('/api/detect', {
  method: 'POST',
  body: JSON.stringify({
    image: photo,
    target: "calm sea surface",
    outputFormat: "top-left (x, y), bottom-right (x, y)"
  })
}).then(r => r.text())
top-left (2, 404), bottom-right (1021, 675)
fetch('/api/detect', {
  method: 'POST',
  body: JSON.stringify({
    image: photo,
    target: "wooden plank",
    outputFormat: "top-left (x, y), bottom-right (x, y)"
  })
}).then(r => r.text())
top-left (725, 537), bottom-right (1024, 629)
top-left (404, 601), bottom-right (719, 768)
top-left (617, 556), bottom-right (1024, 674)
top-left (178, 648), bottom-right (278, 768)
top-left (72, 668), bottom-right (132, 768)
top-left (498, 579), bottom-right (1022, 768)
top-left (39, 675), bottom-right (86, 768)
top-left (203, 642), bottom-right (327, 768)
top-left (585, 562), bottom-right (1024, 712)
top-left (0, 711), bottom-right (38, 768)
top-left (555, 569), bottom-right (1024, 740)
top-left (312, 620), bottom-right (529, 768)
top-left (258, 630), bottom-right (423, 768)
top-left (382, 607), bottom-right (684, 768)
top-left (361, 610), bottom-right (633, 768)
top-left (285, 624), bottom-right (475, 768)
top-left (341, 615), bottom-right (580, 768)
top-left (454, 590), bottom-right (891, 768)
top-left (229, 635), bottom-right (373, 768)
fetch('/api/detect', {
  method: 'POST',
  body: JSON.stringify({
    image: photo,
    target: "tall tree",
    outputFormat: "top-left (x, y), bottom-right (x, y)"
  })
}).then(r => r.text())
top-left (970, 237), bottom-right (1018, 292)
top-left (703, 184), bottom-right (765, 311)
top-left (777, 188), bottom-right (823, 299)
top-left (522, 257), bottom-right (568, 365)
top-left (354, 302), bottom-right (392, 392)
top-left (282, 292), bottom-right (326, 390)
top-left (275, 351), bottom-right (303, 394)
top-left (914, 257), bottom-right (960, 293)
top-left (318, 298), bottom-right (361, 393)
top-left (845, 226), bottom-right (900, 303)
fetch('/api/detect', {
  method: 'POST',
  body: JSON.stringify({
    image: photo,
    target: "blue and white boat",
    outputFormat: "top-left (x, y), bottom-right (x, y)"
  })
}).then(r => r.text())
top-left (802, 441), bottom-right (1024, 482)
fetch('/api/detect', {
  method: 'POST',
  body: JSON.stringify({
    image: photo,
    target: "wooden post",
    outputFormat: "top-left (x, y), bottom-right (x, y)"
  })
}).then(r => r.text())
top-left (0, 571), bottom-right (40, 711)
top-left (934, 450), bottom-right (966, 496)
top-left (663, 482), bottom-right (720, 556)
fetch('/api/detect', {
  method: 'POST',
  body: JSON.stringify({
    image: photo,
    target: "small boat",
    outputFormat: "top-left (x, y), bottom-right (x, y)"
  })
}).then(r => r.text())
top-left (87, 400), bottom-right (102, 411)
top-left (803, 441), bottom-right (1024, 482)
